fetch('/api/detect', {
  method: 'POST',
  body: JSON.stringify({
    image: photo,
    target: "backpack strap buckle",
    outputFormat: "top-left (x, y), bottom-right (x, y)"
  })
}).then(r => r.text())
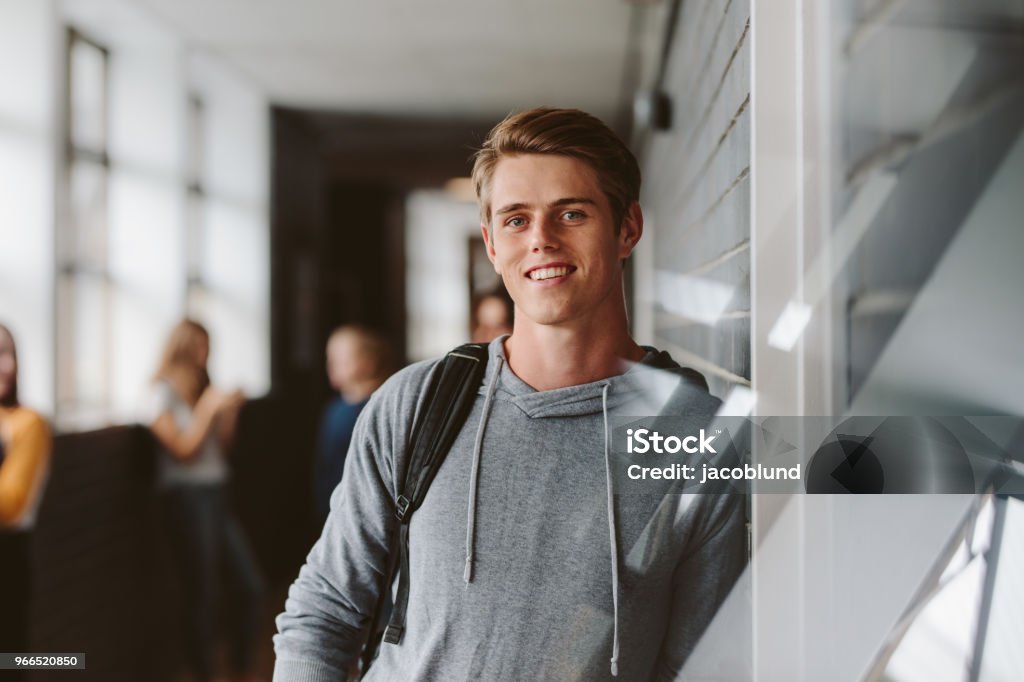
top-left (382, 624), bottom-right (404, 644)
top-left (395, 495), bottom-right (411, 522)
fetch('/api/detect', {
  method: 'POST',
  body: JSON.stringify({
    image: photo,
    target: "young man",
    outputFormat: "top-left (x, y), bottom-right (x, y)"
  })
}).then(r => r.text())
top-left (274, 108), bottom-right (745, 681)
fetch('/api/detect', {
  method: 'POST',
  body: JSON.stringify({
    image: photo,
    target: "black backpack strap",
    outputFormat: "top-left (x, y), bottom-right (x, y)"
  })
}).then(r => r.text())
top-left (360, 342), bottom-right (489, 672)
top-left (645, 349), bottom-right (710, 392)
top-left (391, 343), bottom-right (490, 527)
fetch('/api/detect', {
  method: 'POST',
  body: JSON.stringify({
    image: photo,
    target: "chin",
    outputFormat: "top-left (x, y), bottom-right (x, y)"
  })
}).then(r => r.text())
top-left (517, 305), bottom-right (574, 327)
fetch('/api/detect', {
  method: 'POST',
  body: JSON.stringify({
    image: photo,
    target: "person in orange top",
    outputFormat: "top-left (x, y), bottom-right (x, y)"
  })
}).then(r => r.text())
top-left (0, 322), bottom-right (53, 670)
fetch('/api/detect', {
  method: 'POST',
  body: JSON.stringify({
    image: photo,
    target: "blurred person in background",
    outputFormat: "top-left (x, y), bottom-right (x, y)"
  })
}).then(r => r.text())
top-left (313, 325), bottom-right (395, 527)
top-left (470, 285), bottom-right (514, 343)
top-left (0, 323), bottom-right (52, 676)
top-left (148, 319), bottom-right (265, 682)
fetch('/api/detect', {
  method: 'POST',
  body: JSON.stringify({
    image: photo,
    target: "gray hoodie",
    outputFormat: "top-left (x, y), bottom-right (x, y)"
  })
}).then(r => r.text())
top-left (274, 337), bottom-right (746, 681)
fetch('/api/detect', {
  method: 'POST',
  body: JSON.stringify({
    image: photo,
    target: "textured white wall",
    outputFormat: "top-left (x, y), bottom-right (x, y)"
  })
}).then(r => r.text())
top-left (638, 0), bottom-right (751, 401)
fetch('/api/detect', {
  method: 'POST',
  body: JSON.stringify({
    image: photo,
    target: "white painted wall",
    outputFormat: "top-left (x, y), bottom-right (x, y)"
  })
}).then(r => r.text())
top-left (0, 0), bottom-right (58, 414)
top-left (187, 52), bottom-right (270, 397)
top-left (104, 21), bottom-right (188, 421)
top-left (404, 190), bottom-right (481, 361)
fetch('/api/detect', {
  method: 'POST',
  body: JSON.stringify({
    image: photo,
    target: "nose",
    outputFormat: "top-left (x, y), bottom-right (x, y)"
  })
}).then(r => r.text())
top-left (528, 215), bottom-right (558, 253)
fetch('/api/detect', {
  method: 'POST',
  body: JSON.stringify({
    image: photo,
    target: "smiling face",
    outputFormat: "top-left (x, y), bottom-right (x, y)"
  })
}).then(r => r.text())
top-left (481, 154), bottom-right (641, 331)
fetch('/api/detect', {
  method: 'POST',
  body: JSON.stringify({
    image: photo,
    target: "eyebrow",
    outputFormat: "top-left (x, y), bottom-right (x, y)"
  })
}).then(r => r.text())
top-left (493, 197), bottom-right (598, 216)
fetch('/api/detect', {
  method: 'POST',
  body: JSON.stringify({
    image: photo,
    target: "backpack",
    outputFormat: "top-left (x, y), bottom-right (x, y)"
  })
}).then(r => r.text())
top-left (360, 342), bottom-right (489, 673)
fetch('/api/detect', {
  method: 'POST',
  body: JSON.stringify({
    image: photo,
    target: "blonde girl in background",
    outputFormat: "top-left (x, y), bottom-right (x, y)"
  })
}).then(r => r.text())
top-left (149, 319), bottom-right (264, 682)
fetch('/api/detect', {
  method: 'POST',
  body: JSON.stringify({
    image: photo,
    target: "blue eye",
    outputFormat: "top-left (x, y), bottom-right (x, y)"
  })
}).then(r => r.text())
top-left (563, 210), bottom-right (584, 221)
top-left (506, 216), bottom-right (526, 228)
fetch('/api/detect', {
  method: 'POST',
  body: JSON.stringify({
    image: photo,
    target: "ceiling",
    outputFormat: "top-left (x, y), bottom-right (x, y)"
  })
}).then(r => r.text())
top-left (131, 0), bottom-right (669, 121)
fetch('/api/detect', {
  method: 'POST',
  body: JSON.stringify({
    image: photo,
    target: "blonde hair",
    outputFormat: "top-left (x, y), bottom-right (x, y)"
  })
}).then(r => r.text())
top-left (471, 107), bottom-right (641, 229)
top-left (153, 319), bottom-right (210, 405)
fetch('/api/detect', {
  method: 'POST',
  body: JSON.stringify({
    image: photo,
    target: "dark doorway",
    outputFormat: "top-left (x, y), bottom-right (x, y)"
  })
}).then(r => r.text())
top-left (246, 108), bottom-right (496, 584)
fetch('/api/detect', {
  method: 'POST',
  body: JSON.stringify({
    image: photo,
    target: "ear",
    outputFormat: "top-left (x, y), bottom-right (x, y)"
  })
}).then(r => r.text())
top-left (617, 202), bottom-right (644, 260)
top-left (481, 222), bottom-right (500, 274)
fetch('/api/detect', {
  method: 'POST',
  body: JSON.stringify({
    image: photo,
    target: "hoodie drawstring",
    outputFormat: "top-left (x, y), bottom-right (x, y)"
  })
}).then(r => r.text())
top-left (463, 363), bottom-right (621, 676)
top-left (464, 354), bottom-right (503, 583)
top-left (602, 383), bottom-right (620, 677)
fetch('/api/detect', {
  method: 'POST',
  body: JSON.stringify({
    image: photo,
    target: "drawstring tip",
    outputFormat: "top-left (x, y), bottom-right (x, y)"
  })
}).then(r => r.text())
top-left (610, 659), bottom-right (618, 677)
top-left (463, 556), bottom-right (473, 583)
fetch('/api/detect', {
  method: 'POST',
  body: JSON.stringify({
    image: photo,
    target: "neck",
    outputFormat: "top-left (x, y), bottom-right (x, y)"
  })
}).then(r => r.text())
top-left (504, 312), bottom-right (644, 391)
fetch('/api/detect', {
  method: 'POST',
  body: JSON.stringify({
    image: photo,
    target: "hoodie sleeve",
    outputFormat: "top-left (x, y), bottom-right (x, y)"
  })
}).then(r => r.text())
top-left (273, 360), bottom-right (438, 681)
top-left (654, 492), bottom-right (748, 680)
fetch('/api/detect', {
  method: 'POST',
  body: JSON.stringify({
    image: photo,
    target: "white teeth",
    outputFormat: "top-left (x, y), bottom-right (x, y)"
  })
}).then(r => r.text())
top-left (529, 266), bottom-right (570, 281)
